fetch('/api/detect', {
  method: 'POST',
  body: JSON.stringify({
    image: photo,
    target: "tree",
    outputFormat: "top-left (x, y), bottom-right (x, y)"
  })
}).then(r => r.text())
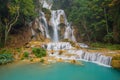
top-left (4, 2), bottom-right (20, 45)
top-left (0, 0), bottom-right (36, 46)
top-left (109, 0), bottom-right (120, 43)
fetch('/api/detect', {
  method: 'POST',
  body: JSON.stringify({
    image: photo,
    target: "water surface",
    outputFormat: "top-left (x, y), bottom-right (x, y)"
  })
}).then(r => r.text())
top-left (0, 61), bottom-right (120, 80)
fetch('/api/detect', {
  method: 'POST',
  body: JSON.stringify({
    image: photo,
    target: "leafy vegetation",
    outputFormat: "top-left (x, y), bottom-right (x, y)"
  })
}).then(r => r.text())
top-left (53, 0), bottom-right (120, 44)
top-left (32, 48), bottom-right (46, 58)
top-left (90, 42), bottom-right (120, 50)
top-left (0, 0), bottom-right (37, 47)
top-left (23, 52), bottom-right (29, 58)
top-left (0, 49), bottom-right (14, 65)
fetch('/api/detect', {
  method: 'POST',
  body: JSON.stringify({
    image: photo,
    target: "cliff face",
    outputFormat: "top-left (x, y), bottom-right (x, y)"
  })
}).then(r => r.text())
top-left (6, 20), bottom-right (46, 48)
top-left (6, 26), bottom-right (32, 48)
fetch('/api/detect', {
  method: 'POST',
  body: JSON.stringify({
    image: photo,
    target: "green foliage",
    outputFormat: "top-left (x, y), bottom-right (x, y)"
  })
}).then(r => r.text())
top-left (19, 0), bottom-right (37, 21)
top-left (0, 0), bottom-right (37, 47)
top-left (23, 52), bottom-right (29, 58)
top-left (53, 0), bottom-right (120, 43)
top-left (32, 48), bottom-right (46, 58)
top-left (104, 32), bottom-right (113, 43)
top-left (90, 42), bottom-right (120, 50)
top-left (0, 49), bottom-right (14, 65)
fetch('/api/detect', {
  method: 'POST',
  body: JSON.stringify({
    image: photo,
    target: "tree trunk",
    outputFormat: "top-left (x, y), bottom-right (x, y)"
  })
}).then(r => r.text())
top-left (113, 24), bottom-right (120, 43)
top-left (4, 8), bottom-right (19, 46)
top-left (4, 29), bottom-right (8, 46)
top-left (104, 7), bottom-right (109, 34)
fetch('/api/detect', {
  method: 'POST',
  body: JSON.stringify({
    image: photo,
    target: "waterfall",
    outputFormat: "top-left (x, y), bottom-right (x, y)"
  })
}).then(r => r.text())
top-left (31, 0), bottom-right (112, 67)
top-left (67, 50), bottom-right (112, 67)
top-left (31, 0), bottom-right (76, 42)
top-left (50, 10), bottom-right (59, 42)
top-left (50, 10), bottom-right (76, 42)
top-left (40, 12), bottom-right (50, 38)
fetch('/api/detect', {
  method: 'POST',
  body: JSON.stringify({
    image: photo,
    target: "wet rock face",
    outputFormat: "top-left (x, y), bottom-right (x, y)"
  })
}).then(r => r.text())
top-left (31, 18), bottom-right (46, 41)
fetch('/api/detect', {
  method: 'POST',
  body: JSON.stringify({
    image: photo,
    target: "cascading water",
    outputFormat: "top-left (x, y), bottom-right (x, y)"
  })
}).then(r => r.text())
top-left (33, 0), bottom-right (76, 42)
top-left (32, 0), bottom-right (112, 67)
top-left (40, 12), bottom-right (50, 38)
top-left (50, 10), bottom-right (59, 42)
top-left (50, 9), bottom-right (76, 42)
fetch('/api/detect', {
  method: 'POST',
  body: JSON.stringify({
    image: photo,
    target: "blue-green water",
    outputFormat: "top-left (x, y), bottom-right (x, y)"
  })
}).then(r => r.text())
top-left (0, 62), bottom-right (120, 80)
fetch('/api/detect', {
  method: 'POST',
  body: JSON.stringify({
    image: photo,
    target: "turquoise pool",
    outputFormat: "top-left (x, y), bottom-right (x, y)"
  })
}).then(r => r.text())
top-left (0, 62), bottom-right (120, 80)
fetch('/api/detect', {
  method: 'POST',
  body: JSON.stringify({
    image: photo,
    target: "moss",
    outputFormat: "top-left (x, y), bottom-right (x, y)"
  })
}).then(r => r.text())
top-left (30, 58), bottom-right (33, 62)
top-left (111, 60), bottom-right (120, 69)
top-left (111, 55), bottom-right (120, 69)
top-left (42, 8), bottom-right (51, 21)
top-left (60, 15), bottom-right (65, 24)
top-left (40, 58), bottom-right (44, 63)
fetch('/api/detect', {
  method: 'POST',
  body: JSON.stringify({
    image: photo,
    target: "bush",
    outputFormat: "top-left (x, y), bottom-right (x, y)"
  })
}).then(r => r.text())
top-left (32, 48), bottom-right (46, 58)
top-left (30, 58), bottom-right (33, 62)
top-left (0, 49), bottom-right (14, 65)
top-left (23, 52), bottom-right (29, 58)
top-left (104, 33), bottom-right (113, 43)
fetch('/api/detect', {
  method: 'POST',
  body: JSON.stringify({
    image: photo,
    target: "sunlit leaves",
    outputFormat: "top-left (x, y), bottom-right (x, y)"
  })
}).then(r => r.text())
top-left (8, 4), bottom-right (19, 15)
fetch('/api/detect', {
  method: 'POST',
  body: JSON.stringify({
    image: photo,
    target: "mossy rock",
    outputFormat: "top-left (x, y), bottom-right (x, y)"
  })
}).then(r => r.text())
top-left (42, 8), bottom-right (51, 21)
top-left (111, 60), bottom-right (120, 69)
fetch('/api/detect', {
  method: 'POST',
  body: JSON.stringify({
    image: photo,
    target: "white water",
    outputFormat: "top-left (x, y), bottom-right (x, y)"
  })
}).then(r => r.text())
top-left (45, 42), bottom-right (112, 67)
top-left (40, 12), bottom-right (50, 38)
top-left (41, 0), bottom-right (52, 9)
top-left (31, 0), bottom-right (112, 67)
top-left (31, 0), bottom-right (76, 42)
top-left (46, 42), bottom-right (72, 50)
top-left (50, 10), bottom-right (76, 42)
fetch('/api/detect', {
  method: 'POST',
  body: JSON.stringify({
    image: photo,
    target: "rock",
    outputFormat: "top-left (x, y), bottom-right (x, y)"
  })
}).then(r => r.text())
top-left (111, 60), bottom-right (120, 69)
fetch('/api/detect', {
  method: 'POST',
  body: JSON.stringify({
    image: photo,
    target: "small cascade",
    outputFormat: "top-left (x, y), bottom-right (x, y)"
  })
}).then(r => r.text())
top-left (45, 42), bottom-right (72, 50)
top-left (64, 23), bottom-right (76, 42)
top-left (67, 50), bottom-right (112, 67)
